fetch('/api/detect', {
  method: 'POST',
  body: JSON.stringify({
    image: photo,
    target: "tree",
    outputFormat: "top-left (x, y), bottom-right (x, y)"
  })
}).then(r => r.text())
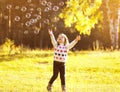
top-left (59, 0), bottom-right (102, 35)
top-left (100, 0), bottom-right (120, 49)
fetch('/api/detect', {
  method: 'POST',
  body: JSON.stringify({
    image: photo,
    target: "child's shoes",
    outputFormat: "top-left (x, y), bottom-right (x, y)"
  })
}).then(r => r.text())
top-left (47, 83), bottom-right (52, 92)
top-left (62, 85), bottom-right (66, 92)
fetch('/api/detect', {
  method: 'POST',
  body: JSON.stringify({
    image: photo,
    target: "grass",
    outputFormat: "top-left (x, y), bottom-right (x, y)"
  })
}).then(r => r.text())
top-left (0, 50), bottom-right (120, 92)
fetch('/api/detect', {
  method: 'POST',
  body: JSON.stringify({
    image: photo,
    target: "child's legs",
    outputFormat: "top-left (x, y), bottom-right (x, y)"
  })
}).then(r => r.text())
top-left (49, 61), bottom-right (59, 84)
top-left (59, 63), bottom-right (66, 85)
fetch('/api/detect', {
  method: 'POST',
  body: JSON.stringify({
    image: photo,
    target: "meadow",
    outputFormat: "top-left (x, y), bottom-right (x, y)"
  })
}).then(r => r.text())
top-left (0, 50), bottom-right (120, 92)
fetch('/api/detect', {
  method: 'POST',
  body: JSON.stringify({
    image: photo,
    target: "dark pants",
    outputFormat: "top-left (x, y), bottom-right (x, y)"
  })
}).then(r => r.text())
top-left (49, 61), bottom-right (66, 85)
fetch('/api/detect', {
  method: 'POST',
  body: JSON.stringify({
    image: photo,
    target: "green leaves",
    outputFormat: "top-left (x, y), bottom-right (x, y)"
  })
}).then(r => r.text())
top-left (59, 0), bottom-right (102, 35)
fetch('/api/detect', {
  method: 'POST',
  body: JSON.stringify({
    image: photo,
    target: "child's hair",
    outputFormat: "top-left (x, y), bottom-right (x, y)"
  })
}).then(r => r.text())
top-left (59, 33), bottom-right (69, 46)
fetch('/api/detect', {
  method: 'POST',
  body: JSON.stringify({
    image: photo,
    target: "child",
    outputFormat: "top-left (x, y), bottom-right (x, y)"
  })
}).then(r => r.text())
top-left (47, 29), bottom-right (80, 92)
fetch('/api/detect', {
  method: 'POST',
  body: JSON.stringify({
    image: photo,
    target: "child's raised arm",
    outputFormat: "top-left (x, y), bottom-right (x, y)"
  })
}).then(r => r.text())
top-left (67, 35), bottom-right (81, 50)
top-left (48, 29), bottom-right (57, 48)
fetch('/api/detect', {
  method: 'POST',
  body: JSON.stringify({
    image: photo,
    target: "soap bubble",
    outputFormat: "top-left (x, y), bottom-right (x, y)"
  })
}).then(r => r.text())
top-left (30, 19), bottom-right (35, 24)
top-left (54, 16), bottom-right (59, 22)
top-left (21, 6), bottom-right (27, 12)
top-left (27, 0), bottom-right (32, 3)
top-left (36, 15), bottom-right (41, 20)
top-left (25, 21), bottom-right (31, 27)
top-left (41, 0), bottom-right (47, 6)
top-left (34, 30), bottom-right (39, 34)
top-left (30, 18), bottom-right (38, 23)
top-left (26, 13), bottom-right (31, 18)
top-left (29, 4), bottom-right (35, 7)
top-left (53, 6), bottom-right (59, 11)
top-left (15, 16), bottom-right (21, 21)
top-left (44, 7), bottom-right (50, 12)
top-left (24, 30), bottom-right (29, 34)
top-left (6, 4), bottom-right (12, 9)
top-left (29, 8), bottom-right (34, 11)
top-left (37, 7), bottom-right (41, 12)
top-left (47, 2), bottom-right (52, 7)
top-left (59, 2), bottom-right (64, 6)
top-left (15, 6), bottom-right (20, 10)
top-left (44, 19), bottom-right (49, 24)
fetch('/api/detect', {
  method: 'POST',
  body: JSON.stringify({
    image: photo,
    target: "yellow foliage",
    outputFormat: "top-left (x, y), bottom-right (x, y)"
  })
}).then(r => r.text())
top-left (59, 0), bottom-right (102, 35)
top-left (0, 38), bottom-right (22, 55)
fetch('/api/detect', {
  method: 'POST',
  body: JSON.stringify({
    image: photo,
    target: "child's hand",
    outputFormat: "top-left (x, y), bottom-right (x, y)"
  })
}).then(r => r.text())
top-left (48, 29), bottom-right (53, 35)
top-left (75, 35), bottom-right (81, 41)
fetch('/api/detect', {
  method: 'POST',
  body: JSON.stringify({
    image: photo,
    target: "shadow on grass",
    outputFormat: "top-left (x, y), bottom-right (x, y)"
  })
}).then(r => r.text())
top-left (0, 54), bottom-right (24, 62)
top-left (37, 61), bottom-right (48, 64)
top-left (0, 53), bottom-right (52, 63)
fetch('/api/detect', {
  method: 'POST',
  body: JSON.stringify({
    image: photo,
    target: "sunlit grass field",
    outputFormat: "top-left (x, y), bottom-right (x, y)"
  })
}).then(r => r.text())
top-left (0, 50), bottom-right (120, 92)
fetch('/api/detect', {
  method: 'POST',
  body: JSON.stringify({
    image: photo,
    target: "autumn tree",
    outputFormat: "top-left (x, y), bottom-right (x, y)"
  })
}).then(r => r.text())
top-left (59, 0), bottom-right (102, 35)
top-left (99, 0), bottom-right (120, 49)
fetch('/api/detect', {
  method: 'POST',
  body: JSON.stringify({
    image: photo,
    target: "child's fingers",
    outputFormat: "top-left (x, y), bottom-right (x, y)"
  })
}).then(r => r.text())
top-left (76, 35), bottom-right (81, 40)
top-left (78, 35), bottom-right (81, 40)
top-left (48, 29), bottom-right (53, 35)
top-left (78, 35), bottom-right (81, 39)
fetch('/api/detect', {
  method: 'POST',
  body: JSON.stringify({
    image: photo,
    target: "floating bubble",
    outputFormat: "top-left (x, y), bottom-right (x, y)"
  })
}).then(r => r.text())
top-left (27, 0), bottom-right (32, 3)
top-left (37, 7), bottom-right (41, 12)
top-left (44, 7), bottom-right (50, 12)
top-left (51, 16), bottom-right (59, 22)
top-left (53, 6), bottom-right (59, 11)
top-left (24, 30), bottom-right (29, 34)
top-left (6, 4), bottom-right (12, 9)
top-left (30, 8), bottom-right (34, 11)
top-left (47, 2), bottom-right (52, 7)
top-left (48, 6), bottom-right (52, 10)
top-left (15, 6), bottom-right (20, 10)
top-left (4, 16), bottom-right (8, 20)
top-left (41, 0), bottom-right (47, 6)
top-left (34, 18), bottom-right (38, 23)
top-left (21, 6), bottom-right (27, 12)
top-left (59, 2), bottom-right (64, 6)
top-left (36, 15), bottom-right (41, 20)
top-left (30, 19), bottom-right (35, 24)
top-left (25, 21), bottom-right (31, 27)
top-left (26, 13), bottom-right (31, 18)
top-left (29, 4), bottom-right (34, 7)
top-left (34, 14), bottom-right (41, 19)
top-left (34, 30), bottom-right (39, 34)
top-left (14, 16), bottom-right (20, 21)
top-left (44, 19), bottom-right (49, 24)
top-left (54, 16), bottom-right (59, 22)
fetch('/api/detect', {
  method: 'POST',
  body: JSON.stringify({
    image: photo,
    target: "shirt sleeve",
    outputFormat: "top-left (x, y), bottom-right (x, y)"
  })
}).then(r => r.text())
top-left (66, 40), bottom-right (78, 50)
top-left (50, 34), bottom-right (57, 48)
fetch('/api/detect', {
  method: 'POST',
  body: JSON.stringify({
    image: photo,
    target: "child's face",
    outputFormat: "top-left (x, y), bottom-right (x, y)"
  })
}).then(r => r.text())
top-left (57, 34), bottom-right (65, 44)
